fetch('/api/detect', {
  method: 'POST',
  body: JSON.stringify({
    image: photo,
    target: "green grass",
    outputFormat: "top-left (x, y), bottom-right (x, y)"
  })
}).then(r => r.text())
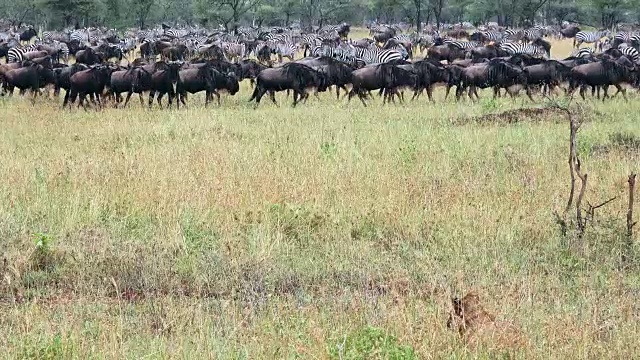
top-left (1, 37), bottom-right (640, 358)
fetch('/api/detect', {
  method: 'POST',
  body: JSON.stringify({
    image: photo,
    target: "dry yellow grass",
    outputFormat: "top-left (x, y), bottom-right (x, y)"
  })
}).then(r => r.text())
top-left (0, 36), bottom-right (639, 358)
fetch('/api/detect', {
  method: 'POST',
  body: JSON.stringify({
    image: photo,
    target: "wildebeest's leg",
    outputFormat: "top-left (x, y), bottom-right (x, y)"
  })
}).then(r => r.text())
top-left (426, 85), bottom-right (435, 102)
top-left (357, 90), bottom-right (368, 107)
top-left (78, 93), bottom-right (88, 110)
top-left (123, 92), bottom-right (134, 108)
top-left (525, 85), bottom-right (535, 101)
top-left (579, 85), bottom-right (586, 101)
top-left (455, 84), bottom-right (464, 101)
top-left (157, 92), bottom-right (165, 109)
top-left (205, 91), bottom-right (211, 107)
top-left (213, 91), bottom-right (221, 106)
top-left (138, 93), bottom-right (144, 106)
top-left (148, 91), bottom-right (156, 108)
top-left (601, 85), bottom-right (609, 101)
top-left (178, 92), bottom-right (187, 108)
top-left (268, 91), bottom-right (278, 106)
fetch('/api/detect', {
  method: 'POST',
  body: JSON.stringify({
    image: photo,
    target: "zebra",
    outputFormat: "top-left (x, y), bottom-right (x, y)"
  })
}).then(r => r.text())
top-left (480, 31), bottom-right (503, 43)
top-left (504, 29), bottom-right (523, 41)
top-left (499, 42), bottom-right (548, 59)
top-left (7, 44), bottom-right (40, 63)
top-left (618, 44), bottom-right (640, 64)
top-left (444, 40), bottom-right (479, 51)
top-left (571, 47), bottom-right (594, 58)
top-left (522, 28), bottom-right (544, 42)
top-left (353, 47), bottom-right (403, 64)
top-left (575, 30), bottom-right (610, 49)
top-left (272, 41), bottom-right (297, 62)
top-left (222, 42), bottom-right (246, 62)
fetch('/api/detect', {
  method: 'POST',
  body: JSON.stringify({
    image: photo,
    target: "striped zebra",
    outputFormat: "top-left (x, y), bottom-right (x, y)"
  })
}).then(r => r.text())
top-left (571, 47), bottom-right (594, 58)
top-left (300, 34), bottom-right (321, 56)
top-left (222, 42), bottom-right (246, 62)
top-left (480, 31), bottom-right (503, 43)
top-left (272, 41), bottom-right (297, 62)
top-left (575, 30), bottom-right (609, 49)
top-left (499, 42), bottom-right (548, 58)
top-left (617, 44), bottom-right (640, 64)
top-left (7, 44), bottom-right (39, 63)
top-left (504, 29), bottom-right (523, 41)
top-left (444, 40), bottom-right (479, 51)
top-left (353, 47), bottom-right (403, 64)
top-left (522, 28), bottom-right (543, 42)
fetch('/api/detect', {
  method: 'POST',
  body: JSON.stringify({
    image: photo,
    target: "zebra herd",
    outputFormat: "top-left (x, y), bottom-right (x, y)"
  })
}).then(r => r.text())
top-left (2, 20), bottom-right (640, 108)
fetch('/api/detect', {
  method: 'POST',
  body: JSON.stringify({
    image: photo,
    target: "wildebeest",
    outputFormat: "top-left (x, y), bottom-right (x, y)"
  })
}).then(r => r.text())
top-left (3, 64), bottom-right (55, 99)
top-left (347, 63), bottom-right (416, 106)
top-left (568, 57), bottom-right (636, 100)
top-left (294, 56), bottom-right (355, 99)
top-left (64, 65), bottom-right (114, 109)
top-left (560, 26), bottom-right (581, 46)
top-left (20, 27), bottom-right (37, 44)
top-left (428, 44), bottom-right (466, 63)
top-left (249, 62), bottom-right (327, 107)
top-left (75, 47), bottom-right (104, 65)
top-left (148, 61), bottom-right (183, 108)
top-left (176, 66), bottom-right (239, 107)
top-left (53, 63), bottom-right (88, 100)
top-left (523, 60), bottom-right (571, 96)
top-left (108, 66), bottom-right (153, 107)
top-left (468, 44), bottom-right (509, 61)
top-left (239, 59), bottom-right (268, 87)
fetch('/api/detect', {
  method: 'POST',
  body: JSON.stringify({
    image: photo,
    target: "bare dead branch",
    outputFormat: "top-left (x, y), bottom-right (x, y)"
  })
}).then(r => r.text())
top-left (575, 157), bottom-right (588, 238)
top-left (624, 174), bottom-right (636, 265)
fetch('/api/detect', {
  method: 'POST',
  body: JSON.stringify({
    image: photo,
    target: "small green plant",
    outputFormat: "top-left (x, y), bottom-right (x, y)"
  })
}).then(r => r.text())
top-left (321, 141), bottom-right (338, 159)
top-left (481, 98), bottom-right (499, 113)
top-left (33, 232), bottom-right (53, 255)
top-left (398, 137), bottom-right (417, 167)
top-left (31, 232), bottom-right (55, 271)
top-left (329, 327), bottom-right (417, 360)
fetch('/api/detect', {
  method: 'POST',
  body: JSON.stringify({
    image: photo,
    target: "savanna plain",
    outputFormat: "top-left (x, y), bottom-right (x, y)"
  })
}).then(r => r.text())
top-left (1, 37), bottom-right (640, 358)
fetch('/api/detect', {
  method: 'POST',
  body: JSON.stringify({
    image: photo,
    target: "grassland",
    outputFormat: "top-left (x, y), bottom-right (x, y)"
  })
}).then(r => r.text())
top-left (1, 37), bottom-right (640, 358)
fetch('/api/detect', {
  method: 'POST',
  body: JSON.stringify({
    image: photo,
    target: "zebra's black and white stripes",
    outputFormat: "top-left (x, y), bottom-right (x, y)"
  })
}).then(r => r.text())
top-left (7, 44), bottom-right (39, 63)
top-left (353, 47), bottom-right (403, 64)
top-left (575, 30), bottom-right (609, 48)
top-left (499, 42), bottom-right (548, 58)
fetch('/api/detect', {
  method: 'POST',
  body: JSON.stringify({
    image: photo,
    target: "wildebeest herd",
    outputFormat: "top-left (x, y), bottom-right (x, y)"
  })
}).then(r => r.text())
top-left (0, 20), bottom-right (639, 109)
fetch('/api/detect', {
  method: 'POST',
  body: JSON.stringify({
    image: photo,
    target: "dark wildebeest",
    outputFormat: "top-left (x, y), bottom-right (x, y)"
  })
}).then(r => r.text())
top-left (523, 60), bottom-right (571, 96)
top-left (532, 38), bottom-right (552, 58)
top-left (53, 63), bottom-right (88, 100)
top-left (75, 47), bottom-right (104, 65)
top-left (3, 64), bottom-right (55, 99)
top-left (93, 43), bottom-right (123, 62)
top-left (468, 44), bottom-right (509, 61)
top-left (108, 66), bottom-right (153, 107)
top-left (176, 66), bottom-right (240, 107)
top-left (347, 63), bottom-right (416, 106)
top-left (239, 59), bottom-right (268, 87)
top-left (20, 27), bottom-right (37, 44)
top-left (64, 65), bottom-right (114, 109)
top-left (148, 61), bottom-right (183, 108)
top-left (560, 26), bottom-right (581, 47)
top-left (411, 59), bottom-right (455, 101)
top-left (256, 43), bottom-right (273, 65)
top-left (428, 44), bottom-right (466, 63)
top-left (568, 57), bottom-right (637, 100)
top-left (249, 62), bottom-right (327, 107)
top-left (295, 56), bottom-right (355, 99)
top-left (337, 23), bottom-right (351, 39)
top-left (161, 45), bottom-right (188, 61)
